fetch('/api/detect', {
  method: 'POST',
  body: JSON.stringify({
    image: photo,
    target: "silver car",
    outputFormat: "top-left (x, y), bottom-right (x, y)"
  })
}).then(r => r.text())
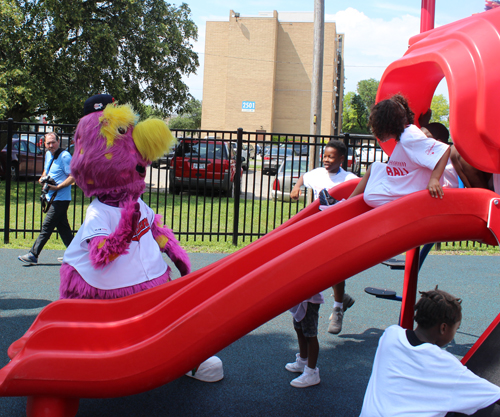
top-left (263, 147), bottom-right (298, 176)
top-left (271, 157), bottom-right (308, 202)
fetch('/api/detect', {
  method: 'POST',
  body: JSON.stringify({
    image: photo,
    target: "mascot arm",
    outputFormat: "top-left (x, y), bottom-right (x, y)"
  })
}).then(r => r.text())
top-left (152, 214), bottom-right (191, 276)
top-left (88, 200), bottom-right (141, 269)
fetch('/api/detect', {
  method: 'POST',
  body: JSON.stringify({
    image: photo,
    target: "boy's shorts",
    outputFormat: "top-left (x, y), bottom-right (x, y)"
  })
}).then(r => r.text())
top-left (293, 302), bottom-right (320, 337)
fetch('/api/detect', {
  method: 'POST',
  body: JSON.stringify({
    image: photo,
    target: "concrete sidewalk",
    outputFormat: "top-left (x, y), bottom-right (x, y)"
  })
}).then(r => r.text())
top-left (0, 249), bottom-right (499, 417)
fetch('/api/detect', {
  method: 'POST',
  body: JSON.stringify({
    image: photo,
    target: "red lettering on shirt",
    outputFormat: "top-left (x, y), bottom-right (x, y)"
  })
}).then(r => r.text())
top-left (132, 218), bottom-right (151, 241)
top-left (387, 165), bottom-right (409, 177)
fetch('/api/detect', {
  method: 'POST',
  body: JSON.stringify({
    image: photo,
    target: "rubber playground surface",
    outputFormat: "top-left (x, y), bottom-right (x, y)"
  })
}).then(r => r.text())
top-left (0, 249), bottom-right (498, 417)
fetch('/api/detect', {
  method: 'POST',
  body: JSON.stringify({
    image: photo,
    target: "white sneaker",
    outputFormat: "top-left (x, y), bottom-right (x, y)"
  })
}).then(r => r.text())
top-left (285, 353), bottom-right (308, 373)
top-left (290, 365), bottom-right (320, 388)
top-left (185, 356), bottom-right (224, 382)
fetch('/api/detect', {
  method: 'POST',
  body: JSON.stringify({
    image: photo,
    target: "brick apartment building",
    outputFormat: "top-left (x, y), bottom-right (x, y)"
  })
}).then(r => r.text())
top-left (201, 10), bottom-right (345, 136)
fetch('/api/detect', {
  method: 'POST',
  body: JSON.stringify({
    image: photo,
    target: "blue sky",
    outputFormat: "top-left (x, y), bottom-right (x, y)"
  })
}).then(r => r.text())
top-left (182, 0), bottom-right (487, 101)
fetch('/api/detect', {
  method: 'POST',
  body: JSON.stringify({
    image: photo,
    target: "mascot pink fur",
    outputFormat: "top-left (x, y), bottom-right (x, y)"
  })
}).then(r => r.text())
top-left (50, 95), bottom-right (223, 382)
top-left (59, 98), bottom-right (190, 299)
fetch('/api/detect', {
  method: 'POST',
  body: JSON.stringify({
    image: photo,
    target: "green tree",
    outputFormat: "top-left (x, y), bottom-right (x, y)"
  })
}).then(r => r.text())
top-left (168, 98), bottom-right (201, 130)
top-left (429, 94), bottom-right (449, 129)
top-left (341, 79), bottom-right (379, 134)
top-left (351, 94), bottom-right (368, 131)
top-left (357, 78), bottom-right (379, 112)
top-left (341, 92), bottom-right (370, 133)
top-left (341, 92), bottom-right (357, 133)
top-left (1, 0), bottom-right (199, 123)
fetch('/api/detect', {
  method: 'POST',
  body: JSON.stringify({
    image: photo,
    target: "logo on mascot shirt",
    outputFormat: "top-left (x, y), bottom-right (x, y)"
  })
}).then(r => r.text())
top-left (132, 218), bottom-right (151, 242)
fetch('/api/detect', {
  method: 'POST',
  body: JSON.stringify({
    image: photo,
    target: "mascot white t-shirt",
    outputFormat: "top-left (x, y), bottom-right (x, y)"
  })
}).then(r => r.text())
top-left (64, 198), bottom-right (167, 289)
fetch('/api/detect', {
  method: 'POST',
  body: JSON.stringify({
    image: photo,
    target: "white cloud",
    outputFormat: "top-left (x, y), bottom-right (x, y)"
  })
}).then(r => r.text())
top-left (329, 8), bottom-right (420, 92)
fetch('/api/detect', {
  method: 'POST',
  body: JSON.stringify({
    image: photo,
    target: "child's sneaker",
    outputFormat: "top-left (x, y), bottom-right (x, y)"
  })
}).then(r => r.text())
top-left (318, 189), bottom-right (338, 206)
top-left (328, 307), bottom-right (344, 334)
top-left (285, 353), bottom-right (308, 373)
top-left (290, 365), bottom-right (320, 388)
top-left (328, 293), bottom-right (355, 320)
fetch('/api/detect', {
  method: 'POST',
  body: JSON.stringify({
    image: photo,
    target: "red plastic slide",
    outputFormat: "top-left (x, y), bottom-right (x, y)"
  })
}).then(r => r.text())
top-left (5, 180), bottom-right (362, 361)
top-left (376, 7), bottom-right (500, 173)
top-left (1, 188), bottom-right (499, 417)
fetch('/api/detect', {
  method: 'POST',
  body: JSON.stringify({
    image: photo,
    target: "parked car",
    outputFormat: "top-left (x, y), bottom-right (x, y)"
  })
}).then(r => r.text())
top-left (281, 143), bottom-right (309, 157)
top-left (0, 139), bottom-right (45, 181)
top-left (230, 143), bottom-right (249, 171)
top-left (347, 147), bottom-right (359, 173)
top-left (271, 157), bottom-right (308, 202)
top-left (168, 138), bottom-right (239, 196)
top-left (244, 144), bottom-right (256, 159)
top-left (356, 147), bottom-right (389, 164)
top-left (152, 148), bottom-right (176, 169)
top-left (262, 147), bottom-right (299, 176)
top-left (13, 133), bottom-right (46, 146)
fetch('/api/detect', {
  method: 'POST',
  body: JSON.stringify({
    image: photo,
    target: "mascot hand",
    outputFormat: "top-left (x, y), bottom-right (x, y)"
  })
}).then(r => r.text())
top-left (152, 214), bottom-right (191, 276)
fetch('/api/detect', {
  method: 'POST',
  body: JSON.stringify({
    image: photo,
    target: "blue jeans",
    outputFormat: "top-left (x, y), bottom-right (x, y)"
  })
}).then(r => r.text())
top-left (30, 200), bottom-right (73, 257)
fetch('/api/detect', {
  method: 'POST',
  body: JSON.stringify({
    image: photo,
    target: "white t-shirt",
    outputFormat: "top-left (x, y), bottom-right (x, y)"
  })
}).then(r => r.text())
top-left (63, 198), bottom-right (167, 290)
top-left (360, 325), bottom-right (500, 417)
top-left (303, 167), bottom-right (358, 201)
top-left (289, 166), bottom-right (357, 320)
top-left (442, 158), bottom-right (459, 189)
top-left (364, 125), bottom-right (450, 207)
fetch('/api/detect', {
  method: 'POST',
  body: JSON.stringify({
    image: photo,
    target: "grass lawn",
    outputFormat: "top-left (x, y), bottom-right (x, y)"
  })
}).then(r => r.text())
top-left (1, 180), bottom-right (498, 255)
top-left (0, 180), bottom-right (304, 253)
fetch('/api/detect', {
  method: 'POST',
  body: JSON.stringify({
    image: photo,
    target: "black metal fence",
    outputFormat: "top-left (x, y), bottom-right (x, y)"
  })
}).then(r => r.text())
top-left (0, 119), bottom-right (492, 251)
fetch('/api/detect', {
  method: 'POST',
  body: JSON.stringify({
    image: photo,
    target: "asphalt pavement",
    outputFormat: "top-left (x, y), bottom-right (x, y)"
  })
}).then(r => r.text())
top-left (1, 249), bottom-right (499, 417)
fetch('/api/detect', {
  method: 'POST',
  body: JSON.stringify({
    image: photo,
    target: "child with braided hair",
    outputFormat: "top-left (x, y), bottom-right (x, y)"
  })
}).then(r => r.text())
top-left (360, 287), bottom-right (500, 416)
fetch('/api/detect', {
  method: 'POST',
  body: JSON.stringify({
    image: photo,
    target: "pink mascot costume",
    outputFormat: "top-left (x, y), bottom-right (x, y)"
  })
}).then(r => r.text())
top-left (60, 95), bottom-right (223, 382)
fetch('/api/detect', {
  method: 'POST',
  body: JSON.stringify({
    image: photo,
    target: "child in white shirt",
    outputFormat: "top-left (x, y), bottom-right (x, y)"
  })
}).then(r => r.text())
top-left (290, 140), bottom-right (358, 338)
top-left (350, 94), bottom-right (451, 206)
top-left (360, 287), bottom-right (500, 416)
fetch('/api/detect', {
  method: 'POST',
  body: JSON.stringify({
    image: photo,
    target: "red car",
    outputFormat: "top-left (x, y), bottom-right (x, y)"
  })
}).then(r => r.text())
top-left (0, 139), bottom-right (45, 181)
top-left (168, 138), bottom-right (240, 196)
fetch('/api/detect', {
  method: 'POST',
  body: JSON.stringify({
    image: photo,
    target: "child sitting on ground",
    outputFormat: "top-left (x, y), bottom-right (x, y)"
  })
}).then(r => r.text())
top-left (290, 140), bottom-right (358, 337)
top-left (349, 94), bottom-right (452, 206)
top-left (360, 287), bottom-right (500, 416)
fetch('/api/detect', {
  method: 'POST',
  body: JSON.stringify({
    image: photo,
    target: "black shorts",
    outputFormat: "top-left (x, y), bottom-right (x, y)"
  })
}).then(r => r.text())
top-left (293, 302), bottom-right (320, 337)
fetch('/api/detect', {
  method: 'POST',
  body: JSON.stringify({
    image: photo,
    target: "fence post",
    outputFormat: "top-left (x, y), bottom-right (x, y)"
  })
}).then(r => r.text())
top-left (232, 128), bottom-right (243, 246)
top-left (341, 133), bottom-right (350, 171)
top-left (4, 119), bottom-right (13, 244)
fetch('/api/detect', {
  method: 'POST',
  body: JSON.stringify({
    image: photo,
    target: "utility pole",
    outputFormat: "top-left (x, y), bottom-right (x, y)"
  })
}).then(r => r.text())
top-left (310, 0), bottom-right (325, 138)
top-left (308, 0), bottom-right (325, 203)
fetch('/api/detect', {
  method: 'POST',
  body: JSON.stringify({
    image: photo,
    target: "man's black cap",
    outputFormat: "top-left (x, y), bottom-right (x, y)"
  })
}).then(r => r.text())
top-left (83, 94), bottom-right (115, 116)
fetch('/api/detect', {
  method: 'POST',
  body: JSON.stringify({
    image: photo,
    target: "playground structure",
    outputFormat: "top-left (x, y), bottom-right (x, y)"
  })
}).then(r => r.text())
top-left (2, 4), bottom-right (500, 417)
